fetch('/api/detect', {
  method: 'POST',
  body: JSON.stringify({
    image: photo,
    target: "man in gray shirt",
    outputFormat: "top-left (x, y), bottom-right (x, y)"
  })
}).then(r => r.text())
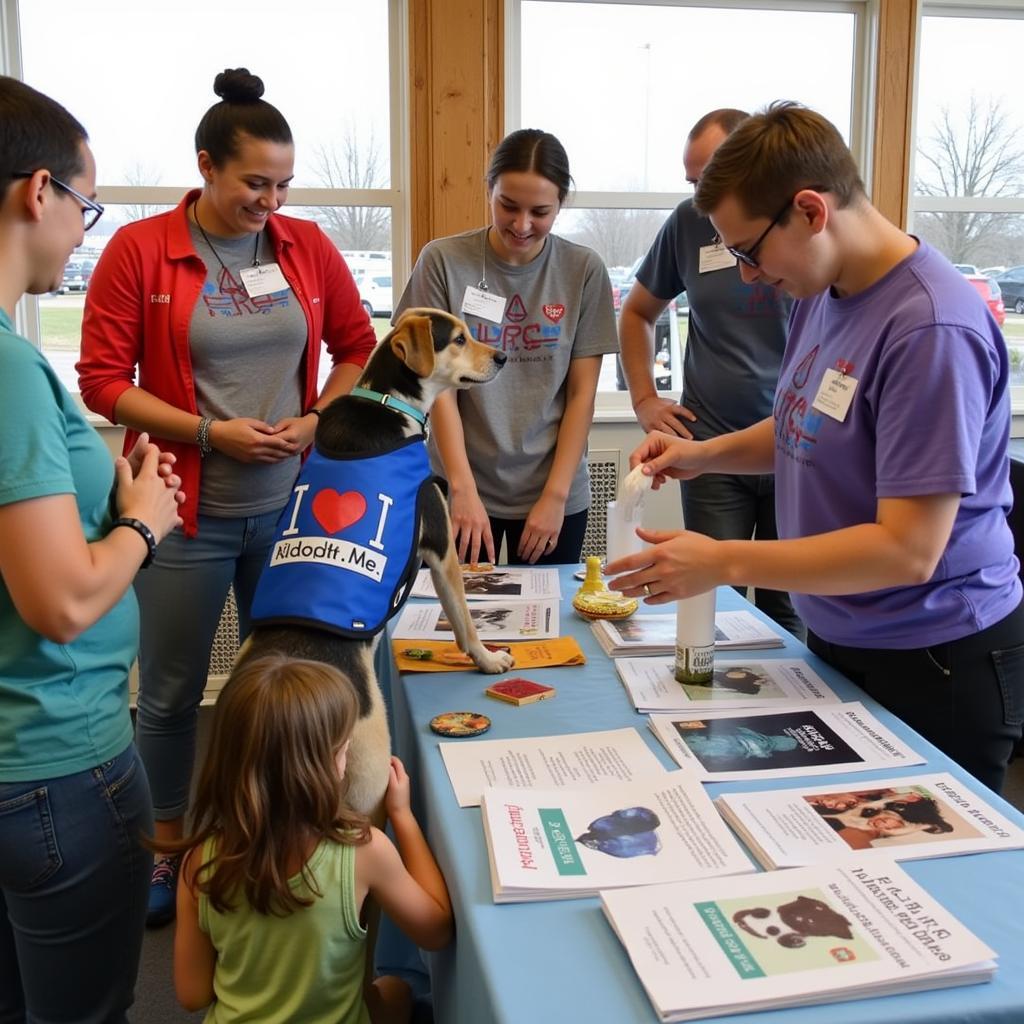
top-left (618, 108), bottom-right (802, 637)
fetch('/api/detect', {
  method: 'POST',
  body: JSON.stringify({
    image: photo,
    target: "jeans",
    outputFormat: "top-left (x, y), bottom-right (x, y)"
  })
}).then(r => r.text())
top-left (489, 508), bottom-right (589, 566)
top-left (134, 510), bottom-right (281, 820)
top-left (808, 599), bottom-right (1024, 794)
top-left (681, 473), bottom-right (805, 640)
top-left (0, 745), bottom-right (153, 1023)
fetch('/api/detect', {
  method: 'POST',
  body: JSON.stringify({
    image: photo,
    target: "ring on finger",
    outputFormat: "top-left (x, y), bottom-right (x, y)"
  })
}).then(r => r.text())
top-left (643, 583), bottom-right (652, 597)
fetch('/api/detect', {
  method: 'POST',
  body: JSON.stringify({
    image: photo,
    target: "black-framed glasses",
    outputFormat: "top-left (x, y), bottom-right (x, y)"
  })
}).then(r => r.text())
top-left (11, 171), bottom-right (105, 231)
top-left (722, 187), bottom-right (828, 269)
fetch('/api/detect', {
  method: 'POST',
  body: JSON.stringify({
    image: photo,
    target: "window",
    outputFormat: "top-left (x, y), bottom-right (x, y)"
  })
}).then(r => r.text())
top-left (508, 0), bottom-right (867, 404)
top-left (911, 3), bottom-right (1024, 394)
top-left (2, 0), bottom-right (408, 396)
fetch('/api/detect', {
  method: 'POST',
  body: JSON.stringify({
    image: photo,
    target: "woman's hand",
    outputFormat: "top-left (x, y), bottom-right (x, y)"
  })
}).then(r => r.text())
top-left (270, 413), bottom-right (319, 453)
top-left (125, 432), bottom-right (182, 494)
top-left (115, 444), bottom-right (184, 544)
top-left (518, 492), bottom-right (566, 564)
top-left (605, 527), bottom-right (724, 604)
top-left (629, 430), bottom-right (707, 488)
top-left (384, 756), bottom-right (412, 823)
top-left (208, 418), bottom-right (298, 463)
top-left (449, 488), bottom-right (496, 566)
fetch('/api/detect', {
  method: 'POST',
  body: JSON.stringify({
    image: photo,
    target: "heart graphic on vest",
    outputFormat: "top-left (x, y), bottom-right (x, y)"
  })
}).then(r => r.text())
top-left (312, 489), bottom-right (367, 534)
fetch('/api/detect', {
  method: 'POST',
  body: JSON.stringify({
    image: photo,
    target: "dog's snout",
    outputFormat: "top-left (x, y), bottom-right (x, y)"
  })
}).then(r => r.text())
top-left (493, 350), bottom-right (508, 366)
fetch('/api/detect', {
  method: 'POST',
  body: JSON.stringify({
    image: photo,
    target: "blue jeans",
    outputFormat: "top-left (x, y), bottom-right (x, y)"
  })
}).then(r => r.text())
top-left (134, 510), bottom-right (281, 820)
top-left (0, 745), bottom-right (153, 1023)
top-left (681, 473), bottom-right (805, 640)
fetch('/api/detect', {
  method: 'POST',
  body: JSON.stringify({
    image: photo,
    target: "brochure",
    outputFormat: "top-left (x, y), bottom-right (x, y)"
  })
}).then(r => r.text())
top-left (438, 727), bottom-right (668, 808)
top-left (410, 566), bottom-right (561, 601)
top-left (716, 772), bottom-right (1024, 868)
top-left (592, 610), bottom-right (784, 658)
top-left (647, 702), bottom-right (925, 781)
top-left (391, 599), bottom-right (559, 641)
top-left (391, 636), bottom-right (585, 673)
top-left (482, 776), bottom-right (754, 903)
top-left (601, 859), bottom-right (996, 1022)
top-left (616, 657), bottom-right (841, 713)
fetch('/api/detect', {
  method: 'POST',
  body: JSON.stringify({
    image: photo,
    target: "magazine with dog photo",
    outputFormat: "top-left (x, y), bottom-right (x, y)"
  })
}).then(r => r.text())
top-left (391, 599), bottom-right (559, 641)
top-left (410, 566), bottom-right (561, 601)
top-left (615, 657), bottom-right (841, 713)
top-left (715, 772), bottom-right (1024, 869)
top-left (647, 702), bottom-right (925, 781)
top-left (481, 775), bottom-right (754, 903)
top-left (592, 610), bottom-right (784, 658)
top-left (600, 860), bottom-right (996, 1022)
top-left (439, 727), bottom-right (668, 807)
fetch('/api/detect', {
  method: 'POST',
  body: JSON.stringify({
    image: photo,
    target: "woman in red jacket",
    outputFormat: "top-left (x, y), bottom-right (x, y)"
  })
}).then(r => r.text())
top-left (78, 68), bottom-right (376, 926)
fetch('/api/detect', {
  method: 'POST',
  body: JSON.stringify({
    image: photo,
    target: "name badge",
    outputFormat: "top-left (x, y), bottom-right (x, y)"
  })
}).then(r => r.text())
top-left (461, 285), bottom-right (507, 324)
top-left (239, 262), bottom-right (288, 298)
top-left (698, 242), bottom-right (738, 274)
top-left (812, 367), bottom-right (859, 422)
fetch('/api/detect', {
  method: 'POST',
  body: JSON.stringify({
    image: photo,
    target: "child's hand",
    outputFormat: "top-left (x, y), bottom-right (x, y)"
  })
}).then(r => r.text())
top-left (385, 756), bottom-right (411, 821)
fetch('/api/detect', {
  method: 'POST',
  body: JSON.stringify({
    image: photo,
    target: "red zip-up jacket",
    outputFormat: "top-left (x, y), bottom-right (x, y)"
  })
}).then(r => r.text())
top-left (78, 190), bottom-right (377, 536)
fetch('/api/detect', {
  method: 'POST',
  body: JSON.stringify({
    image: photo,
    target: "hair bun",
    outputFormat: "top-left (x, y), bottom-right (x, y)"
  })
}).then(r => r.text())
top-left (213, 68), bottom-right (265, 104)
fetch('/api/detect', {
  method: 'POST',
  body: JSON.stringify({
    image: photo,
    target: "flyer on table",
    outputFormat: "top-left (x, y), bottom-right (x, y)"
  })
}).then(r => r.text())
top-left (592, 610), bottom-right (783, 658)
top-left (647, 702), bottom-right (924, 781)
top-left (392, 599), bottom-right (559, 641)
top-left (410, 567), bottom-right (561, 601)
top-left (482, 776), bottom-right (755, 903)
top-left (616, 657), bottom-right (841, 713)
top-left (439, 727), bottom-right (668, 807)
top-left (716, 772), bottom-right (1024, 868)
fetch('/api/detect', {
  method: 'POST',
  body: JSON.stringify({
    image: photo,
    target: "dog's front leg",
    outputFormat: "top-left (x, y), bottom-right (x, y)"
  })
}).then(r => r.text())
top-left (422, 546), bottom-right (514, 673)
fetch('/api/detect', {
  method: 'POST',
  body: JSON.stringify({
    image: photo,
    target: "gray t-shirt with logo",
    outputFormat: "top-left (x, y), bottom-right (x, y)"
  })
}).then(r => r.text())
top-left (638, 199), bottom-right (790, 440)
top-left (187, 221), bottom-right (308, 516)
top-left (396, 228), bottom-right (617, 517)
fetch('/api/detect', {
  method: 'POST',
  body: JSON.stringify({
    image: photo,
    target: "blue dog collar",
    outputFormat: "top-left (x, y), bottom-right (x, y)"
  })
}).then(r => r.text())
top-left (349, 387), bottom-right (427, 425)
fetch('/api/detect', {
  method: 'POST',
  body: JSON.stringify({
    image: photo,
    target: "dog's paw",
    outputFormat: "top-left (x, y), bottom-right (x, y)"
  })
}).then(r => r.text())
top-left (472, 646), bottom-right (516, 674)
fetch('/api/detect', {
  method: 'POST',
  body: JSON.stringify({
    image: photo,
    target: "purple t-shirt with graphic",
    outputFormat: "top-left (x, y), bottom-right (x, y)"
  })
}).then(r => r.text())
top-left (775, 241), bottom-right (1020, 648)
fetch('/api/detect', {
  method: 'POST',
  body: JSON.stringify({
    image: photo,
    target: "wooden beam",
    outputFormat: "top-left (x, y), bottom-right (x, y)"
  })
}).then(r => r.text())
top-left (409, 0), bottom-right (504, 261)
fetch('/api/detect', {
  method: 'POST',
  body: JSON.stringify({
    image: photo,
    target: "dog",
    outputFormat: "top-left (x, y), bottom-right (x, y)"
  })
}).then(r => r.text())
top-left (240, 308), bottom-right (515, 817)
top-left (732, 895), bottom-right (853, 949)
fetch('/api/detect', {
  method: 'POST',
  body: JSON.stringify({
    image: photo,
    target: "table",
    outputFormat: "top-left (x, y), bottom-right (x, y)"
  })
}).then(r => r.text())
top-left (382, 567), bottom-right (1024, 1024)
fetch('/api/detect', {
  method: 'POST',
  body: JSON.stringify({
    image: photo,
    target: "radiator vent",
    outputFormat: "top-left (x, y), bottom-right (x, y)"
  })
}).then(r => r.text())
top-left (208, 590), bottom-right (240, 684)
top-left (584, 449), bottom-right (622, 560)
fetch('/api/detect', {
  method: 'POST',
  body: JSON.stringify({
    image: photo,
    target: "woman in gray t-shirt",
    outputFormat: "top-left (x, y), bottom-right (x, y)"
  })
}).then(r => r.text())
top-left (396, 130), bottom-right (617, 566)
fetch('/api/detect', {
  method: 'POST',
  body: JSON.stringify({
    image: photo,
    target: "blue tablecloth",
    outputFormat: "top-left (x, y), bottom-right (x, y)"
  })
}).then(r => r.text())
top-left (382, 568), bottom-right (1024, 1024)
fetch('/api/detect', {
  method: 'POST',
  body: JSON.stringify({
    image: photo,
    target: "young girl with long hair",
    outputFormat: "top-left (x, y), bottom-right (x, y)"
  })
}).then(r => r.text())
top-left (170, 655), bottom-right (452, 1023)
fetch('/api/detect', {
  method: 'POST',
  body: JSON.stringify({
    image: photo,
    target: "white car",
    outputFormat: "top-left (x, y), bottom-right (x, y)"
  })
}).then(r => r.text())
top-left (355, 268), bottom-right (393, 317)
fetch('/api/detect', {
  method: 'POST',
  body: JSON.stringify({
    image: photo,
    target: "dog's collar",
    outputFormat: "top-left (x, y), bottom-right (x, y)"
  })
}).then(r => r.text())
top-left (349, 387), bottom-right (428, 426)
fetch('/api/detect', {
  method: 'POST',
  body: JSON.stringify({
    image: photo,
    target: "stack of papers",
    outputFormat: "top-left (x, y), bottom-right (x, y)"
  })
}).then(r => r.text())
top-left (616, 657), bottom-right (840, 713)
top-left (647, 702), bottom-right (925, 781)
top-left (601, 860), bottom-right (996, 1022)
top-left (392, 599), bottom-right (559, 641)
top-left (410, 566), bottom-right (561, 601)
top-left (716, 772), bottom-right (1024, 868)
top-left (481, 775), bottom-right (753, 903)
top-left (592, 610), bottom-right (783, 658)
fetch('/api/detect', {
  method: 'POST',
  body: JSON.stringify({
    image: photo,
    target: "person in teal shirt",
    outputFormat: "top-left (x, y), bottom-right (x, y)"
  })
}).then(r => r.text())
top-left (0, 76), bottom-right (183, 1022)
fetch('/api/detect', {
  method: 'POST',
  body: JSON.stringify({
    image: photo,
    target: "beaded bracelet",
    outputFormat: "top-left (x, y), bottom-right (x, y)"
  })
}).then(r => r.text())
top-left (196, 415), bottom-right (213, 457)
top-left (111, 516), bottom-right (157, 569)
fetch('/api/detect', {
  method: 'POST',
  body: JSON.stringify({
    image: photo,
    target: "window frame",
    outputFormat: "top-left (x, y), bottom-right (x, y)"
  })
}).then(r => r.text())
top-left (0, 0), bottom-right (411, 405)
top-left (505, 0), bottom-right (878, 418)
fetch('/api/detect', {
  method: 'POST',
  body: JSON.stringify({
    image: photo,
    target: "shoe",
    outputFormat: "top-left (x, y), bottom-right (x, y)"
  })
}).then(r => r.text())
top-left (146, 854), bottom-right (180, 928)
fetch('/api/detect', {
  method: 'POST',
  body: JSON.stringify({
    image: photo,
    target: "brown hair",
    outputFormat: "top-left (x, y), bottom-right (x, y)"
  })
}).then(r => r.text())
top-left (687, 108), bottom-right (748, 142)
top-left (694, 101), bottom-right (864, 221)
top-left (486, 129), bottom-right (573, 203)
top-left (161, 654), bottom-right (369, 916)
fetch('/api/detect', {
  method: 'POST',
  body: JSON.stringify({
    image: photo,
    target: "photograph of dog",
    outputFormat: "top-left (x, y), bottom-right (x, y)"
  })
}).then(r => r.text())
top-left (239, 308), bottom-right (514, 819)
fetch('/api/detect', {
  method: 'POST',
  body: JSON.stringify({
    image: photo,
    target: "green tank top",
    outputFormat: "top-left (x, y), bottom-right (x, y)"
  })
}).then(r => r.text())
top-left (199, 837), bottom-right (370, 1023)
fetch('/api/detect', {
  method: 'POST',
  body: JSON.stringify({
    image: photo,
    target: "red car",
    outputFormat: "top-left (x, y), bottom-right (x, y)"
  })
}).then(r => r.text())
top-left (966, 274), bottom-right (1006, 326)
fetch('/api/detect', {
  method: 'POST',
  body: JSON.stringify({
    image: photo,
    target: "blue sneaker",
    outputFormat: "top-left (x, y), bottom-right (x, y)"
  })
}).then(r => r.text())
top-left (146, 854), bottom-right (180, 928)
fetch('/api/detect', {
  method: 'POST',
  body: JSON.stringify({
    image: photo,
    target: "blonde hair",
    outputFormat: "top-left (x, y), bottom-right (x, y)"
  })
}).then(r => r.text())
top-left (162, 654), bottom-right (369, 916)
top-left (694, 101), bottom-right (865, 222)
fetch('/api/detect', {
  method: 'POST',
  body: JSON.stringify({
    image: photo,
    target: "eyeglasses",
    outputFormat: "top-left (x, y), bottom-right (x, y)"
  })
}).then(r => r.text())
top-left (722, 187), bottom-right (828, 269)
top-left (11, 171), bottom-right (105, 231)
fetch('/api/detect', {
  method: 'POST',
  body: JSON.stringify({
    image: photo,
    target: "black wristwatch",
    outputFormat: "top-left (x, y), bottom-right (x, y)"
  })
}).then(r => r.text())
top-left (112, 516), bottom-right (157, 569)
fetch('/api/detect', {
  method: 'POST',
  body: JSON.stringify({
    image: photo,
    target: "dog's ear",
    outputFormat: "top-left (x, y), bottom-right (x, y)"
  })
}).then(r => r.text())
top-left (389, 313), bottom-right (435, 378)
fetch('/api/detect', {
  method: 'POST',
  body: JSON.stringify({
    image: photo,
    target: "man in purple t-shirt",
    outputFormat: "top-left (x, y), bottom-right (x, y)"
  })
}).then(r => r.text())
top-left (605, 101), bottom-right (1024, 794)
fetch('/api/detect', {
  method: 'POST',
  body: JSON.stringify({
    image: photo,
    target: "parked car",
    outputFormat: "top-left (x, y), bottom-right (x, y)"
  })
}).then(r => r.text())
top-left (965, 274), bottom-right (1005, 326)
top-left (56, 260), bottom-right (88, 294)
top-left (953, 263), bottom-right (980, 276)
top-left (356, 269), bottom-right (393, 317)
top-left (980, 266), bottom-right (1007, 278)
top-left (995, 266), bottom-right (1024, 315)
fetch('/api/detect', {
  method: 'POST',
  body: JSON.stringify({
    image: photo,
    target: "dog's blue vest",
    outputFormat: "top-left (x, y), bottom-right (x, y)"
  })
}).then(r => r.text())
top-left (250, 439), bottom-right (434, 638)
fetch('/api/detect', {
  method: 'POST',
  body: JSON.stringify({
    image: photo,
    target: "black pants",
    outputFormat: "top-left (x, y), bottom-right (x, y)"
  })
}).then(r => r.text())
top-left (808, 600), bottom-right (1024, 794)
top-left (489, 508), bottom-right (589, 566)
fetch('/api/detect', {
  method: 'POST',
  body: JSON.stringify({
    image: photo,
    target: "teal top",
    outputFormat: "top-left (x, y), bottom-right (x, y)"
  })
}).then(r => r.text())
top-left (199, 837), bottom-right (370, 1024)
top-left (0, 309), bottom-right (136, 782)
